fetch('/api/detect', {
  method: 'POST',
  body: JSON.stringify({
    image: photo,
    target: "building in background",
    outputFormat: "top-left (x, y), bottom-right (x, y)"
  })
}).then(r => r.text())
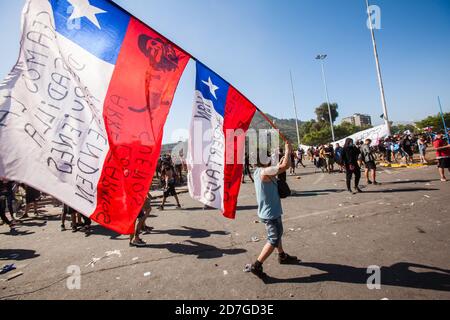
top-left (341, 113), bottom-right (372, 127)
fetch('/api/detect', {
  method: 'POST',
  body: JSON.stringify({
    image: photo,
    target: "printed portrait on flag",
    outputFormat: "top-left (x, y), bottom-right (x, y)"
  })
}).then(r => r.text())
top-left (0, 0), bottom-right (190, 234)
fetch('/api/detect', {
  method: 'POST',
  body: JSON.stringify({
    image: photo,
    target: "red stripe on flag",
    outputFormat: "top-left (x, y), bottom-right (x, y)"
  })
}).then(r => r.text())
top-left (222, 86), bottom-right (256, 219)
top-left (92, 18), bottom-right (190, 234)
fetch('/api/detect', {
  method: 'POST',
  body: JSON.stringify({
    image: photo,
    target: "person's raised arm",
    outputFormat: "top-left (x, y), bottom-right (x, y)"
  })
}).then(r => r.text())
top-left (261, 142), bottom-right (291, 181)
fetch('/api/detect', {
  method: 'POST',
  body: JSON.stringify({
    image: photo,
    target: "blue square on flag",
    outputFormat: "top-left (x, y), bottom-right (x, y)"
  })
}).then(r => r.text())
top-left (196, 62), bottom-right (229, 118)
top-left (49, 0), bottom-right (130, 65)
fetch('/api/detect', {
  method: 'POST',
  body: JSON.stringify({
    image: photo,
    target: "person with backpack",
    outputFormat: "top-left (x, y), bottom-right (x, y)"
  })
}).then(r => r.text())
top-left (250, 141), bottom-right (298, 279)
top-left (342, 138), bottom-right (363, 194)
top-left (360, 139), bottom-right (380, 185)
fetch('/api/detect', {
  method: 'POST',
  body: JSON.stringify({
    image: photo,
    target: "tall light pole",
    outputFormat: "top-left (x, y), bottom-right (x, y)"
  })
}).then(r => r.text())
top-left (290, 70), bottom-right (301, 148)
top-left (316, 54), bottom-right (336, 142)
top-left (365, 0), bottom-right (391, 136)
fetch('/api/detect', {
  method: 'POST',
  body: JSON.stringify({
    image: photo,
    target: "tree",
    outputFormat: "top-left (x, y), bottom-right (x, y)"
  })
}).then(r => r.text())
top-left (415, 113), bottom-right (450, 132)
top-left (315, 102), bottom-right (339, 124)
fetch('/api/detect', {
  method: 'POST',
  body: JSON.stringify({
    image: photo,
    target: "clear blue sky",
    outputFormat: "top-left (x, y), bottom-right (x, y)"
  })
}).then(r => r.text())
top-left (1, 0), bottom-right (449, 143)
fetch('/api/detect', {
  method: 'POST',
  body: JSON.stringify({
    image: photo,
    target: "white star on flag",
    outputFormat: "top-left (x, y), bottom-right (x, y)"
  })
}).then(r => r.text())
top-left (202, 77), bottom-right (219, 99)
top-left (68, 0), bottom-right (107, 29)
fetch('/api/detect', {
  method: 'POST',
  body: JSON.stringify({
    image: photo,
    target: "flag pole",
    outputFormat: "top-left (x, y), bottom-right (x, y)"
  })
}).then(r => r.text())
top-left (107, 0), bottom-right (290, 143)
top-left (438, 96), bottom-right (449, 142)
top-left (255, 108), bottom-right (289, 143)
top-left (290, 70), bottom-right (301, 147)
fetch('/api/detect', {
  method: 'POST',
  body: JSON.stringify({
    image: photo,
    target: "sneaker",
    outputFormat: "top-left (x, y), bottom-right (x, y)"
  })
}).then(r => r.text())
top-left (367, 180), bottom-right (373, 185)
top-left (250, 263), bottom-right (266, 279)
top-left (373, 181), bottom-right (381, 186)
top-left (158, 206), bottom-right (164, 211)
top-left (130, 239), bottom-right (147, 248)
top-left (279, 253), bottom-right (299, 265)
top-left (61, 224), bottom-right (66, 232)
top-left (355, 187), bottom-right (363, 193)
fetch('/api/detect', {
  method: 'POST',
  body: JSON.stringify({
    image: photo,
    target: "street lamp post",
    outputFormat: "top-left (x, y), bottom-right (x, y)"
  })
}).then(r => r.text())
top-left (316, 54), bottom-right (336, 142)
top-left (365, 0), bottom-right (392, 136)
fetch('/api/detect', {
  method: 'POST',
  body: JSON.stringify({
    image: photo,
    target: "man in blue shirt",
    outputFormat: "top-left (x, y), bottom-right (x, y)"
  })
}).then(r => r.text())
top-left (251, 142), bottom-right (298, 279)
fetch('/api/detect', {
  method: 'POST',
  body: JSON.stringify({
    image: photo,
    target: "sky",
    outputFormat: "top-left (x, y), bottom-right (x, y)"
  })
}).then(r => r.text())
top-left (0, 0), bottom-right (449, 143)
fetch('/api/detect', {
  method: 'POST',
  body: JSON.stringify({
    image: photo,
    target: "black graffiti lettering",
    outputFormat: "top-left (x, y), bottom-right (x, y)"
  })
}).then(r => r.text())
top-left (35, 11), bottom-right (56, 33)
top-left (72, 98), bottom-right (85, 112)
top-left (24, 123), bottom-right (44, 148)
top-left (22, 69), bottom-right (40, 93)
top-left (77, 158), bottom-right (99, 175)
top-left (64, 113), bottom-right (84, 124)
top-left (205, 169), bottom-right (221, 181)
top-left (110, 95), bottom-right (128, 109)
top-left (104, 166), bottom-right (120, 181)
top-left (34, 106), bottom-right (57, 135)
top-left (194, 103), bottom-right (212, 121)
top-left (95, 211), bottom-right (111, 225)
top-left (107, 107), bottom-right (123, 121)
top-left (203, 191), bottom-right (216, 202)
top-left (47, 157), bottom-right (72, 174)
top-left (88, 129), bottom-right (107, 146)
top-left (0, 97), bottom-right (27, 127)
top-left (50, 147), bottom-right (74, 169)
top-left (48, 72), bottom-right (70, 101)
top-left (75, 184), bottom-right (94, 204)
top-left (52, 132), bottom-right (76, 149)
top-left (67, 54), bottom-right (85, 71)
top-left (80, 142), bottom-right (102, 160)
top-left (26, 30), bottom-right (51, 49)
top-left (135, 157), bottom-right (151, 168)
top-left (25, 49), bottom-right (48, 67)
top-left (101, 175), bottom-right (119, 193)
top-left (61, 122), bottom-right (82, 138)
top-left (132, 194), bottom-right (144, 207)
top-left (132, 183), bottom-right (145, 193)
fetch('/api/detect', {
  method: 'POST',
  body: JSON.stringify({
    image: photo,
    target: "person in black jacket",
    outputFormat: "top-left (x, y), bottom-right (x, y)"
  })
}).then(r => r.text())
top-left (342, 138), bottom-right (363, 194)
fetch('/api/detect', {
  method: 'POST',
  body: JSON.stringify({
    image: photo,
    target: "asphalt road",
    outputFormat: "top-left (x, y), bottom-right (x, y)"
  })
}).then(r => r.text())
top-left (0, 163), bottom-right (449, 300)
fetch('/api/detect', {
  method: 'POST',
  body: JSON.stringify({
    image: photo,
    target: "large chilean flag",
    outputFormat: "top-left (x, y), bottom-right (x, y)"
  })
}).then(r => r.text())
top-left (0, 0), bottom-right (189, 234)
top-left (187, 62), bottom-right (256, 219)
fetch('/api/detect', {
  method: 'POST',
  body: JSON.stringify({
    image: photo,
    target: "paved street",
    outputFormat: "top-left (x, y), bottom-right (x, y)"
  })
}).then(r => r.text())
top-left (0, 163), bottom-right (449, 300)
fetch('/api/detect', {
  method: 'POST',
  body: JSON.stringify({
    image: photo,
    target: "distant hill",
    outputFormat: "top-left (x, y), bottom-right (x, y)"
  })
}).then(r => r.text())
top-left (250, 112), bottom-right (301, 142)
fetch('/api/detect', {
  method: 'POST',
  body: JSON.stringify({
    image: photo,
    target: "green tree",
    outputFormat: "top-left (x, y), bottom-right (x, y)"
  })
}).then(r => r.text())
top-left (315, 102), bottom-right (339, 124)
top-left (415, 113), bottom-right (450, 132)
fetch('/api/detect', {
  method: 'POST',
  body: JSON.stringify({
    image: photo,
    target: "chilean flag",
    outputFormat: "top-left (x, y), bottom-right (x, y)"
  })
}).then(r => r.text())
top-left (187, 62), bottom-right (256, 219)
top-left (0, 0), bottom-right (189, 234)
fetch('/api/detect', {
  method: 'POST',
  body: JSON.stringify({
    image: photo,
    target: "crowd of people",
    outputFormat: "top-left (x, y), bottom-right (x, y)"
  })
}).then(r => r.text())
top-left (1, 130), bottom-right (449, 277)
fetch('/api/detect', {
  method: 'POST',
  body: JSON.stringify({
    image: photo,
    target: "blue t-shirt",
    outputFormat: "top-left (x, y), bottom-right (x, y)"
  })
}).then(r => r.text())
top-left (253, 168), bottom-right (283, 220)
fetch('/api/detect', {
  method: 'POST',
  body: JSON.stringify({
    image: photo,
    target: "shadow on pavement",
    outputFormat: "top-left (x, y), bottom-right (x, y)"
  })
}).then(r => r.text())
top-left (362, 188), bottom-right (439, 194)
top-left (152, 226), bottom-right (229, 239)
top-left (383, 179), bottom-right (440, 185)
top-left (0, 249), bottom-right (40, 261)
top-left (263, 262), bottom-right (450, 292)
top-left (146, 240), bottom-right (246, 259)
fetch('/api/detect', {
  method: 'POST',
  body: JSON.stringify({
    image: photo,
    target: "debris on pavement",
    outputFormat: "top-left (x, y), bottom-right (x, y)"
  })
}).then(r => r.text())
top-left (251, 236), bottom-right (260, 242)
top-left (132, 257), bottom-right (139, 261)
top-left (0, 264), bottom-right (16, 275)
top-left (144, 272), bottom-right (151, 277)
top-left (6, 272), bottom-right (23, 281)
top-left (332, 232), bottom-right (338, 236)
top-left (86, 250), bottom-right (122, 268)
top-left (223, 270), bottom-right (228, 276)
top-left (243, 264), bottom-right (252, 273)
top-left (424, 195), bottom-right (431, 199)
